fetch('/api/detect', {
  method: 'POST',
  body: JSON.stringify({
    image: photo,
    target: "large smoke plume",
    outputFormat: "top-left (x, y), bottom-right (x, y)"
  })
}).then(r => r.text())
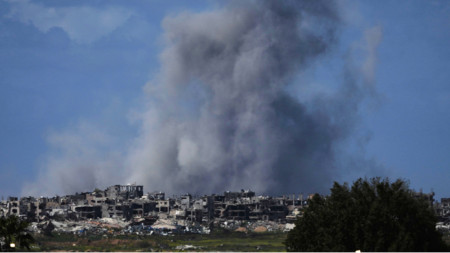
top-left (125, 0), bottom-right (374, 195)
top-left (24, 0), bottom-right (382, 196)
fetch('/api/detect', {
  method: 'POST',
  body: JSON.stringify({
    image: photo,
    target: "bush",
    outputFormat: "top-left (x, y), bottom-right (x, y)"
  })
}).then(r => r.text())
top-left (0, 215), bottom-right (34, 251)
top-left (285, 178), bottom-right (448, 251)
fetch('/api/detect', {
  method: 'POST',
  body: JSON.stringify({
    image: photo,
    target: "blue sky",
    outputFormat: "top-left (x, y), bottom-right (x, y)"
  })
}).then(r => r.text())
top-left (0, 0), bottom-right (449, 199)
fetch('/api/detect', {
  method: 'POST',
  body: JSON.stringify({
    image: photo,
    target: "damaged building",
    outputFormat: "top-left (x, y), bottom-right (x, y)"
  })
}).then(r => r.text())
top-left (3, 185), bottom-right (305, 226)
top-left (4, 184), bottom-right (446, 235)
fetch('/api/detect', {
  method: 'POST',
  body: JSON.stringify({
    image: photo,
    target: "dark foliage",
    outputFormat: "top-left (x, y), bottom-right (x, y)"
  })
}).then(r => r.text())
top-left (0, 215), bottom-right (34, 251)
top-left (285, 177), bottom-right (448, 251)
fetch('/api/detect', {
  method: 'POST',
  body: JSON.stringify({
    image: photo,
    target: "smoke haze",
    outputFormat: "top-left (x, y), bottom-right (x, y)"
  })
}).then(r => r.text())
top-left (125, 0), bottom-right (375, 195)
top-left (23, 0), bottom-right (382, 196)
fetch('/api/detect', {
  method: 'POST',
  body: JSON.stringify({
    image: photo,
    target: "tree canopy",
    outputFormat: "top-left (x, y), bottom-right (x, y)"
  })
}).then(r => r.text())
top-left (285, 177), bottom-right (447, 251)
top-left (0, 215), bottom-right (34, 251)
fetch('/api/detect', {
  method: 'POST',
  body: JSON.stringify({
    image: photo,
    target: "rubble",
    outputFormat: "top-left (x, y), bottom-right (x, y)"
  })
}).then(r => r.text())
top-left (253, 226), bottom-right (268, 233)
top-left (175, 244), bottom-right (201, 250)
top-left (235, 227), bottom-right (247, 233)
top-left (0, 184), bottom-right (318, 236)
top-left (284, 223), bottom-right (295, 232)
top-left (151, 219), bottom-right (177, 230)
top-left (3, 184), bottom-right (444, 239)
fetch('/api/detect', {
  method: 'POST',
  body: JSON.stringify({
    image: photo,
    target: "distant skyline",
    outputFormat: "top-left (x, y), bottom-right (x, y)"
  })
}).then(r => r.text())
top-left (1, 0), bottom-right (449, 200)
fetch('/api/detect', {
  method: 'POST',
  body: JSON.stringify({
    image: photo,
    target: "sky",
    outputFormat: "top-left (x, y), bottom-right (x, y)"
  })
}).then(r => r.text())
top-left (0, 0), bottom-right (449, 200)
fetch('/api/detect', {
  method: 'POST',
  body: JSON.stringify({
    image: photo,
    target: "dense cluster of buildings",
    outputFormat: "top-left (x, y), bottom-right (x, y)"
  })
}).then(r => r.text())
top-left (0, 184), bottom-right (307, 226)
top-left (436, 198), bottom-right (450, 230)
top-left (1, 184), bottom-right (449, 235)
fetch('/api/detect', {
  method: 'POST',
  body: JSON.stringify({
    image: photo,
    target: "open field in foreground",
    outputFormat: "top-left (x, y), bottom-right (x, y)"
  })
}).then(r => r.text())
top-left (30, 230), bottom-right (287, 252)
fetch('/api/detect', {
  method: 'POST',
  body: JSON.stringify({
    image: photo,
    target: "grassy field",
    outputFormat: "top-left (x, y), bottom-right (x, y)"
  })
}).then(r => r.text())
top-left (21, 229), bottom-right (450, 251)
top-left (30, 229), bottom-right (288, 252)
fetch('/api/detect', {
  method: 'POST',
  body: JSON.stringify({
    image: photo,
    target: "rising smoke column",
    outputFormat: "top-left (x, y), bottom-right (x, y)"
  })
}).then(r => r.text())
top-left (18, 0), bottom-right (382, 197)
top-left (125, 0), bottom-right (360, 195)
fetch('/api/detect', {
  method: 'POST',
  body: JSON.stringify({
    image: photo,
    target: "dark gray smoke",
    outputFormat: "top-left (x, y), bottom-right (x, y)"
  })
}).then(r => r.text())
top-left (21, 0), bottom-right (382, 197)
top-left (125, 0), bottom-right (376, 195)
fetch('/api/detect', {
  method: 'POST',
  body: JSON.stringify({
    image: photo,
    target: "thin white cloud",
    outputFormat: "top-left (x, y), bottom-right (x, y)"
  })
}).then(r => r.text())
top-left (5, 0), bottom-right (134, 44)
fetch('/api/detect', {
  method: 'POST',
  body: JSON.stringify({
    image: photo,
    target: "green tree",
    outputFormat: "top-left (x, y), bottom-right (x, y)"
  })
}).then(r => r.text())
top-left (285, 178), bottom-right (448, 251)
top-left (0, 215), bottom-right (34, 251)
